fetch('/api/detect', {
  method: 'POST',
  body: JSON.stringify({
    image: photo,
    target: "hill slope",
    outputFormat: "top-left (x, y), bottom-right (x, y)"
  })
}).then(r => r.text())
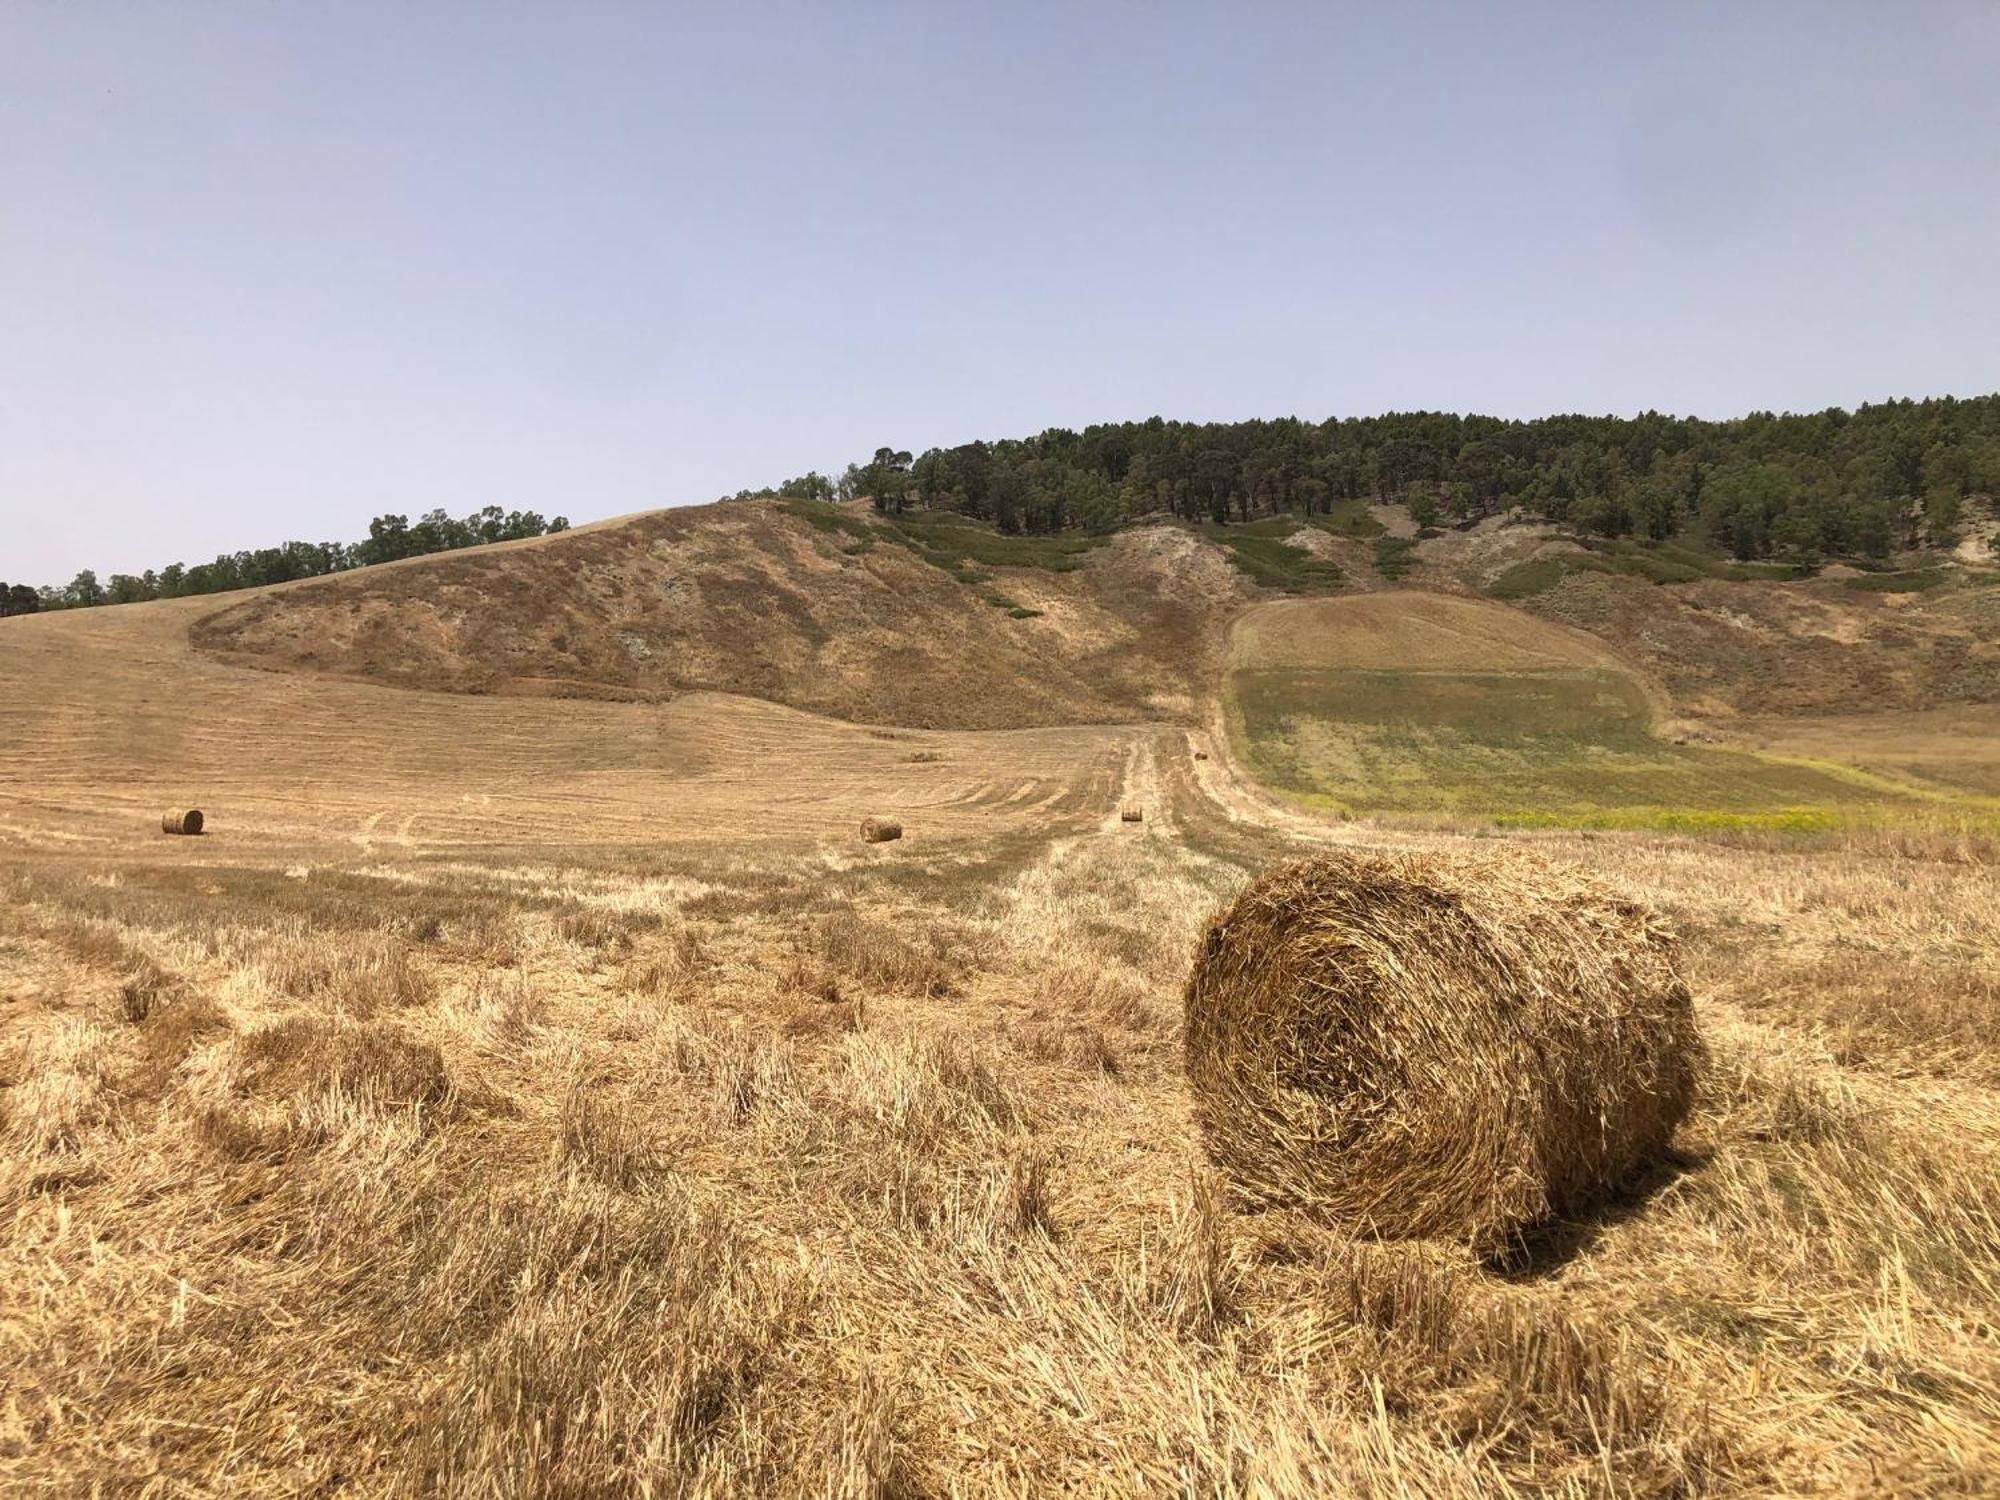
top-left (190, 501), bottom-right (1257, 730)
top-left (188, 498), bottom-right (2000, 738)
top-left (1223, 594), bottom-right (1938, 829)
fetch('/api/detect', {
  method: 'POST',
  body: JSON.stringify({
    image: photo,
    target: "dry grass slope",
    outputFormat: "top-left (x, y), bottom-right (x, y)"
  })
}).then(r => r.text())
top-left (189, 499), bottom-right (1260, 729)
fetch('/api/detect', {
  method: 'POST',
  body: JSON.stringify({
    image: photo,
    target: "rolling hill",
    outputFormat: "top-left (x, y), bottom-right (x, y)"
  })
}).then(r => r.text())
top-left (188, 500), bottom-right (1260, 730)
top-left (185, 496), bottom-right (2000, 739)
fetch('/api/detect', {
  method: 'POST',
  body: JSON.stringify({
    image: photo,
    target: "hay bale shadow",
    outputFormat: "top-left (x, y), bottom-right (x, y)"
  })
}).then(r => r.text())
top-left (1488, 1146), bottom-right (1708, 1280)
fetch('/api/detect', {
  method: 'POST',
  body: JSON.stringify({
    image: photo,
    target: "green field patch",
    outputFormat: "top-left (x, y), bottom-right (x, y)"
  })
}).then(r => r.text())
top-left (1486, 553), bottom-right (1617, 599)
top-left (1643, 540), bottom-right (1802, 582)
top-left (885, 512), bottom-right (1108, 572)
top-left (1227, 665), bottom-right (1921, 827)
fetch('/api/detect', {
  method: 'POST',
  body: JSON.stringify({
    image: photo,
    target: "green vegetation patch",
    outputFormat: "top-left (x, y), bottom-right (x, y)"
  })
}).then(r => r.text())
top-left (1582, 540), bottom-right (1704, 584)
top-left (778, 499), bottom-right (876, 544)
top-left (976, 591), bottom-right (1042, 618)
top-left (1209, 516), bottom-right (1303, 539)
top-left (1306, 500), bottom-right (1385, 539)
top-left (884, 511), bottom-right (1108, 573)
top-left (1489, 540), bottom-right (1810, 600)
top-left (1486, 553), bottom-right (1612, 599)
top-left (1196, 520), bottom-right (1345, 593)
top-left (1374, 537), bottom-right (1419, 580)
top-left (1226, 664), bottom-right (1922, 829)
top-left (1843, 568), bottom-right (1948, 594)
top-left (1645, 540), bottom-right (1802, 582)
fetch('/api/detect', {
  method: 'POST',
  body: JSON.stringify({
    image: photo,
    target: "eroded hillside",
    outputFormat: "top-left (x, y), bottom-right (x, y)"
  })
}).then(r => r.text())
top-left (191, 502), bottom-right (1256, 730)
top-left (1533, 571), bottom-right (2000, 719)
top-left (191, 496), bottom-right (2000, 738)
top-left (1407, 513), bottom-right (2000, 720)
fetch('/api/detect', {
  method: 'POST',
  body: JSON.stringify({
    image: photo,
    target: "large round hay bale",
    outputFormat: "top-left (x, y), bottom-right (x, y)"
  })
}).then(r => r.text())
top-left (1120, 806), bottom-right (1144, 823)
top-left (1183, 850), bottom-right (1699, 1254)
top-left (859, 817), bottom-right (902, 843)
top-left (162, 809), bottom-right (204, 836)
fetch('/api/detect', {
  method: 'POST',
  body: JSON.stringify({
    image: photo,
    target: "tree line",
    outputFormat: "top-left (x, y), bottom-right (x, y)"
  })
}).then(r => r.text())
top-left (13, 395), bottom-right (1996, 620)
top-left (5, 505), bottom-right (568, 615)
top-left (813, 395), bottom-right (2000, 562)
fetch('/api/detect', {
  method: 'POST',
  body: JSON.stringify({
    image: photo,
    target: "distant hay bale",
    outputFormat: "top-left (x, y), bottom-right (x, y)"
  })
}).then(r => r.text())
top-left (860, 817), bottom-right (903, 843)
top-left (1183, 850), bottom-right (1699, 1254)
top-left (161, 809), bottom-right (204, 836)
top-left (1120, 806), bottom-right (1144, 823)
top-left (1194, 751), bottom-right (1210, 761)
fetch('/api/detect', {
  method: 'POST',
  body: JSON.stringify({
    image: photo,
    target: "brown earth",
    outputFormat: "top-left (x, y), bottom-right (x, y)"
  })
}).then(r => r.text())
top-left (191, 501), bottom-right (1255, 731)
top-left (1530, 570), bottom-right (2000, 719)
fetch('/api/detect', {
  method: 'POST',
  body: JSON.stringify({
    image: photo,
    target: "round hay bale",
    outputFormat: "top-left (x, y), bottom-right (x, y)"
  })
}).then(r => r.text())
top-left (859, 817), bottom-right (902, 843)
top-left (1183, 850), bottom-right (1699, 1254)
top-left (162, 809), bottom-right (204, 836)
top-left (1120, 806), bottom-right (1144, 823)
top-left (1194, 751), bottom-right (1210, 761)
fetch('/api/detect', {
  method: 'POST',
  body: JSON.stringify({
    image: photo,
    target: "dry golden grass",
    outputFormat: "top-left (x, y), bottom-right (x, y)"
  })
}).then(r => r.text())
top-left (1, 588), bottom-right (1996, 1495)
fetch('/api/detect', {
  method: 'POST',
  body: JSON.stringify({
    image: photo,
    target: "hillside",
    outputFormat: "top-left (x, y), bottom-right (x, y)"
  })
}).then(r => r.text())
top-left (1405, 510), bottom-right (2000, 718)
top-left (1223, 594), bottom-right (1939, 830)
top-left (187, 497), bottom-right (2000, 738)
top-left (189, 501), bottom-right (1257, 731)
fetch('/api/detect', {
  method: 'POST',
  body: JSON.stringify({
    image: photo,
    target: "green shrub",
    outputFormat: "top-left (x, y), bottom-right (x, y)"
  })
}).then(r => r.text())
top-left (1199, 522), bottom-right (1344, 592)
top-left (885, 512), bottom-right (1107, 572)
top-left (1487, 554), bottom-right (1612, 599)
top-left (1844, 569), bottom-right (1947, 594)
top-left (1307, 501), bottom-right (1385, 539)
top-left (1374, 537), bottom-right (1419, 580)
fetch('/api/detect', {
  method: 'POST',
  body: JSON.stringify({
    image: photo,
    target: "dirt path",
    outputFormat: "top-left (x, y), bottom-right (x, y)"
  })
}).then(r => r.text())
top-left (1101, 732), bottom-right (1179, 838)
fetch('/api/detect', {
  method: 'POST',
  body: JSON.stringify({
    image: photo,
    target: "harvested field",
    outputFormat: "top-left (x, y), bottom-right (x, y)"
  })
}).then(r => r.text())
top-left (2, 552), bottom-right (1997, 1496)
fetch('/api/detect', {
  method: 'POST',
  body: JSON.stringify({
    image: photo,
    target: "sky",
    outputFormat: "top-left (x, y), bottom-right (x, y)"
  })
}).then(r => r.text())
top-left (4, 2), bottom-right (1998, 584)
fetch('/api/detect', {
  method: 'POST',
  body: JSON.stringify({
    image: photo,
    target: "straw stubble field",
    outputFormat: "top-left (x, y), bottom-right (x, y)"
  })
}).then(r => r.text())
top-left (2, 593), bottom-right (1997, 1496)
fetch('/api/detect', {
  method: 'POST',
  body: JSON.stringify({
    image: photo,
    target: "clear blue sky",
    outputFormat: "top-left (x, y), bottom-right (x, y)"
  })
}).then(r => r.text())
top-left (5, 2), bottom-right (1997, 583)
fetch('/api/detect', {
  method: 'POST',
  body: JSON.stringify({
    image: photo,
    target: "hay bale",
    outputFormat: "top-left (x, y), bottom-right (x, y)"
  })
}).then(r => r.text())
top-left (161, 809), bottom-right (204, 836)
top-left (859, 817), bottom-right (903, 843)
top-left (1183, 850), bottom-right (1699, 1253)
top-left (1194, 751), bottom-right (1210, 761)
top-left (1120, 806), bottom-right (1144, 823)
